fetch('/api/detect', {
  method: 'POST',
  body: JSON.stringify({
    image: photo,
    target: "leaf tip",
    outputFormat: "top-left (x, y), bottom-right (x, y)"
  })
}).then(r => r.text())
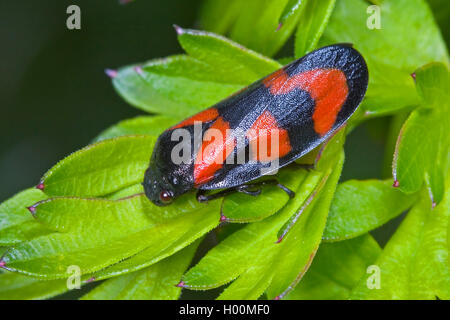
top-left (27, 205), bottom-right (37, 216)
top-left (173, 24), bottom-right (184, 35)
top-left (36, 182), bottom-right (45, 191)
top-left (275, 236), bottom-right (284, 244)
top-left (219, 214), bottom-right (228, 222)
top-left (273, 295), bottom-right (281, 300)
top-left (175, 281), bottom-right (187, 288)
top-left (105, 68), bottom-right (118, 79)
top-left (411, 72), bottom-right (416, 81)
top-left (133, 65), bottom-right (144, 75)
top-left (84, 277), bottom-right (96, 284)
top-left (392, 180), bottom-right (400, 188)
top-left (276, 23), bottom-right (283, 32)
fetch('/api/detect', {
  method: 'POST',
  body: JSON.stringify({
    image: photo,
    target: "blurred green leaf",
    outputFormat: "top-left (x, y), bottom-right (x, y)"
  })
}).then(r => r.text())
top-left (93, 116), bottom-right (178, 142)
top-left (1, 194), bottom-right (220, 279)
top-left (393, 63), bottom-right (449, 203)
top-left (113, 29), bottom-right (280, 117)
top-left (350, 183), bottom-right (450, 299)
top-left (229, 0), bottom-right (303, 57)
top-left (199, 0), bottom-right (243, 35)
top-left (294, 0), bottom-right (336, 57)
top-left (81, 241), bottom-right (199, 300)
top-left (323, 179), bottom-right (416, 241)
top-left (0, 272), bottom-right (68, 300)
top-left (286, 234), bottom-right (381, 300)
top-left (322, 0), bottom-right (449, 116)
top-left (40, 135), bottom-right (154, 198)
top-left (0, 189), bottom-right (50, 245)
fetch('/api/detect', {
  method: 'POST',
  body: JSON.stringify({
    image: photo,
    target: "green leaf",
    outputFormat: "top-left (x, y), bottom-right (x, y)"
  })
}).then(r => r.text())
top-left (229, 0), bottom-right (304, 57)
top-left (40, 135), bottom-right (155, 197)
top-left (322, 0), bottom-right (449, 116)
top-left (393, 63), bottom-right (449, 202)
top-left (350, 184), bottom-right (450, 299)
top-left (199, 0), bottom-right (243, 35)
top-left (81, 241), bottom-right (199, 300)
top-left (0, 272), bottom-right (69, 300)
top-left (279, 0), bottom-right (304, 25)
top-left (323, 179), bottom-right (417, 241)
top-left (286, 234), bottom-right (381, 300)
top-left (179, 133), bottom-right (346, 300)
top-left (266, 152), bottom-right (344, 299)
top-left (177, 28), bottom-right (281, 83)
top-left (0, 189), bottom-right (50, 245)
top-left (112, 30), bottom-right (280, 117)
top-left (93, 116), bottom-right (178, 142)
top-left (1, 194), bottom-right (220, 279)
top-left (180, 170), bottom-right (321, 291)
top-left (294, 0), bottom-right (336, 57)
top-left (220, 168), bottom-right (303, 223)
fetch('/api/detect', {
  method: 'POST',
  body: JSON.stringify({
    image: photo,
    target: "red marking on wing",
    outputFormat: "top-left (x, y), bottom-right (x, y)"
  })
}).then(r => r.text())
top-left (263, 69), bottom-right (289, 93)
top-left (194, 117), bottom-right (235, 186)
top-left (247, 110), bottom-right (291, 162)
top-left (265, 69), bottom-right (349, 136)
top-left (171, 108), bottom-right (219, 129)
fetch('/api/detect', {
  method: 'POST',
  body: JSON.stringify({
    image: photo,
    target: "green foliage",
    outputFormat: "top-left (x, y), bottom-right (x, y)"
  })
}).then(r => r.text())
top-left (0, 0), bottom-right (449, 300)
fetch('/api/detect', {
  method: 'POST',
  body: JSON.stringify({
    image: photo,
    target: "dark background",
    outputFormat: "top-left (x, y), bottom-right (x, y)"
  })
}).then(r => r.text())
top-left (0, 0), bottom-right (203, 200)
top-left (0, 0), bottom-right (390, 202)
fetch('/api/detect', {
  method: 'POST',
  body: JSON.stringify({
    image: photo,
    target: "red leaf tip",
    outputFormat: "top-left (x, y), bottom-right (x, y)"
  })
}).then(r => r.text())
top-left (220, 215), bottom-right (228, 222)
top-left (27, 206), bottom-right (37, 215)
top-left (134, 66), bottom-right (143, 75)
top-left (276, 23), bottom-right (283, 31)
top-left (84, 277), bottom-right (96, 283)
top-left (176, 281), bottom-right (186, 288)
top-left (173, 24), bottom-right (184, 35)
top-left (393, 180), bottom-right (400, 188)
top-left (411, 73), bottom-right (416, 81)
top-left (36, 182), bottom-right (45, 191)
top-left (105, 69), bottom-right (118, 79)
top-left (0, 261), bottom-right (5, 268)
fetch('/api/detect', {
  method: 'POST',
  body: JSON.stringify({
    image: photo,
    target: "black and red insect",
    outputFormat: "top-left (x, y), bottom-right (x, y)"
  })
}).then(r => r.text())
top-left (143, 44), bottom-right (368, 206)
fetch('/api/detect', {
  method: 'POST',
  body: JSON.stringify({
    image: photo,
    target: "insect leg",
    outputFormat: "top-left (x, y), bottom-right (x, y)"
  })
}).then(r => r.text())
top-left (196, 179), bottom-right (295, 203)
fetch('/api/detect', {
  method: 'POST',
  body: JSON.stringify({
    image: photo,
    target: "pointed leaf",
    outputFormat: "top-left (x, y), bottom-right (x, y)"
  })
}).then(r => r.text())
top-left (350, 184), bottom-right (450, 299)
top-left (267, 152), bottom-right (344, 299)
top-left (0, 194), bottom-right (220, 279)
top-left (40, 135), bottom-right (155, 197)
top-left (0, 189), bottom-right (50, 245)
top-left (286, 234), bottom-right (381, 300)
top-left (81, 241), bottom-right (199, 300)
top-left (393, 63), bottom-right (449, 201)
top-left (180, 170), bottom-right (322, 290)
top-left (112, 30), bottom-right (280, 117)
top-left (323, 179), bottom-right (417, 241)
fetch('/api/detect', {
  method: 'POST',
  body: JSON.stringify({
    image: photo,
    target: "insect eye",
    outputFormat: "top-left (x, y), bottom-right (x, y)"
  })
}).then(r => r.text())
top-left (159, 190), bottom-right (173, 204)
